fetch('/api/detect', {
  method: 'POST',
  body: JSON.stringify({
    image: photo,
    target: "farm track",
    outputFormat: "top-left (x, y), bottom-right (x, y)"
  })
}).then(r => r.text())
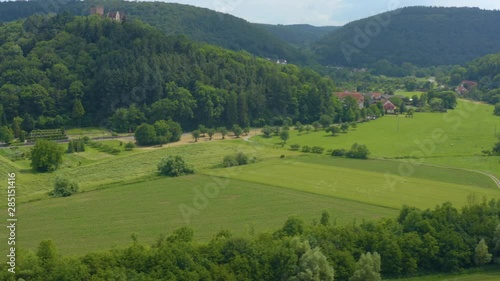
top-left (379, 158), bottom-right (500, 189)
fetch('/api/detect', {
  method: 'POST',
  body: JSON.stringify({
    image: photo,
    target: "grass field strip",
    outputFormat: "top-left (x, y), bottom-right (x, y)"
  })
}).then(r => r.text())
top-left (368, 100), bottom-right (495, 192)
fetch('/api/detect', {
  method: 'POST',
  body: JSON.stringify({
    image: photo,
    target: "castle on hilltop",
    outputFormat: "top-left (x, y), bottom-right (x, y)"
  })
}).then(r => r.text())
top-left (90, 6), bottom-right (126, 22)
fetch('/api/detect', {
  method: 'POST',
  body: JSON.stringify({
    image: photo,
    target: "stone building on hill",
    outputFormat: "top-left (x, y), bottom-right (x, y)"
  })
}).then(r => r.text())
top-left (90, 6), bottom-right (126, 22)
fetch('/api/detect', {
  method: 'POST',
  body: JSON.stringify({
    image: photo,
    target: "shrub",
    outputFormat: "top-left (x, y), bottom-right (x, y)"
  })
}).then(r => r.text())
top-left (53, 177), bottom-right (79, 197)
top-left (232, 124), bottom-right (243, 138)
top-left (157, 156), bottom-right (194, 177)
top-left (235, 152), bottom-right (248, 165)
top-left (301, 145), bottom-right (311, 153)
top-left (124, 142), bottom-right (135, 151)
top-left (493, 141), bottom-right (500, 156)
top-left (67, 139), bottom-right (85, 153)
top-left (135, 123), bottom-right (157, 146)
top-left (19, 131), bottom-right (27, 142)
top-left (347, 143), bottom-right (370, 159)
top-left (290, 144), bottom-right (301, 151)
top-left (311, 146), bottom-right (325, 154)
top-left (222, 155), bottom-right (239, 167)
top-left (0, 126), bottom-right (13, 144)
top-left (261, 126), bottom-right (272, 138)
top-left (30, 140), bottom-right (64, 172)
top-left (156, 136), bottom-right (170, 146)
top-left (331, 149), bottom-right (347, 157)
top-left (223, 152), bottom-right (251, 167)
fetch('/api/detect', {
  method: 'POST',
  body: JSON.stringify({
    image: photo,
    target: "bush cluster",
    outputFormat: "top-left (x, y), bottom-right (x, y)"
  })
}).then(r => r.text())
top-left (331, 143), bottom-right (370, 159)
top-left (222, 152), bottom-right (252, 167)
top-left (52, 177), bottom-right (79, 197)
top-left (135, 120), bottom-right (182, 146)
top-left (300, 145), bottom-right (325, 154)
top-left (157, 155), bottom-right (194, 177)
top-left (85, 139), bottom-right (121, 155)
top-left (124, 142), bottom-right (136, 151)
top-left (67, 139), bottom-right (85, 153)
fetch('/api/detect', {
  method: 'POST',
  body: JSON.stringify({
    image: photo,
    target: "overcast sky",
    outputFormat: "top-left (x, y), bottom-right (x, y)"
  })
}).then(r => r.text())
top-left (143, 0), bottom-right (500, 26)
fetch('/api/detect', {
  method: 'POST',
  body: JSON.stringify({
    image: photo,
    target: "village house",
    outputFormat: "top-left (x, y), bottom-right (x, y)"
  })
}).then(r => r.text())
top-left (334, 91), bottom-right (365, 109)
top-left (383, 100), bottom-right (397, 114)
top-left (456, 80), bottom-right (478, 96)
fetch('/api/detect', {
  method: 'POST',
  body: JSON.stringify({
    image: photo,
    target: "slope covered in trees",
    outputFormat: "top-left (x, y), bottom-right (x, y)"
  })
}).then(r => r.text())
top-left (0, 0), bottom-right (308, 64)
top-left (0, 13), bottom-right (336, 132)
top-left (254, 23), bottom-right (339, 49)
top-left (314, 6), bottom-right (500, 67)
top-left (462, 53), bottom-right (500, 105)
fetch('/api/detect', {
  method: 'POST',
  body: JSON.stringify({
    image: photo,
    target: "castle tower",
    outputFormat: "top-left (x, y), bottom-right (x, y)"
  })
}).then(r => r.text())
top-left (90, 6), bottom-right (104, 16)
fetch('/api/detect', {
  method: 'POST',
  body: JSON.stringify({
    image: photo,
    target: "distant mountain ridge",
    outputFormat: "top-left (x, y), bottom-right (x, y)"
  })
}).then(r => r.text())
top-left (2, 2), bottom-right (500, 68)
top-left (313, 6), bottom-right (500, 67)
top-left (254, 23), bottom-right (339, 49)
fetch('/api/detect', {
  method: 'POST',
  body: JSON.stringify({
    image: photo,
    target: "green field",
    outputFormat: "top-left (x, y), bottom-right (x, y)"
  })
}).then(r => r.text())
top-left (0, 140), bottom-right (299, 204)
top-left (15, 174), bottom-right (397, 256)
top-left (254, 100), bottom-right (500, 178)
top-left (2, 98), bottom-right (499, 261)
top-left (391, 266), bottom-right (500, 280)
top-left (12, 154), bottom-right (500, 256)
top-left (208, 156), bottom-right (500, 210)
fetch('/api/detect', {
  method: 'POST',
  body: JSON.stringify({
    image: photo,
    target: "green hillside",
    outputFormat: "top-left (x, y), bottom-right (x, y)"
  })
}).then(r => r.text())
top-left (0, 13), bottom-right (335, 131)
top-left (254, 23), bottom-right (339, 48)
top-left (0, 0), bottom-right (308, 63)
top-left (314, 6), bottom-right (500, 67)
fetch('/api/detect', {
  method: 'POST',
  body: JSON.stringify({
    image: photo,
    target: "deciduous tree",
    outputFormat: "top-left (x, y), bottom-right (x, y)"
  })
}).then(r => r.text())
top-left (30, 140), bottom-right (64, 172)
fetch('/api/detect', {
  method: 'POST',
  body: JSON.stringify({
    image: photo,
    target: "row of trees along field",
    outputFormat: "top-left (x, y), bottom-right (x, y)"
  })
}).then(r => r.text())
top-left (3, 200), bottom-right (500, 280)
top-left (0, 13), bottom-right (337, 132)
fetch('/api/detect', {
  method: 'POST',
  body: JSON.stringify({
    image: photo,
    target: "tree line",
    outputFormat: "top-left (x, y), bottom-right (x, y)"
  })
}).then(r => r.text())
top-left (3, 199), bottom-right (500, 280)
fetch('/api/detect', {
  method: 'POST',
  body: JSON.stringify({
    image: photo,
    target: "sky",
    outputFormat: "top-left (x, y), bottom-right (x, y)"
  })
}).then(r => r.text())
top-left (143, 0), bottom-right (500, 26)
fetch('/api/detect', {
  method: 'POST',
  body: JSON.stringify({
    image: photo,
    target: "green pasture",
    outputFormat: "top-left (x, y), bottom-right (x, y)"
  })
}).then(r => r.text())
top-left (11, 153), bottom-right (500, 256)
top-left (391, 265), bottom-right (500, 280)
top-left (208, 157), bottom-right (500, 210)
top-left (0, 140), bottom-right (299, 204)
top-left (396, 91), bottom-right (424, 97)
top-left (14, 174), bottom-right (397, 256)
top-left (254, 100), bottom-right (498, 161)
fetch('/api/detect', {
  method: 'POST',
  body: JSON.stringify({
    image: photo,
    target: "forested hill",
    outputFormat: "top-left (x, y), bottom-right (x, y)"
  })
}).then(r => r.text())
top-left (254, 23), bottom-right (339, 49)
top-left (0, 13), bottom-right (336, 131)
top-left (461, 53), bottom-right (500, 104)
top-left (0, 0), bottom-right (308, 64)
top-left (314, 6), bottom-right (500, 67)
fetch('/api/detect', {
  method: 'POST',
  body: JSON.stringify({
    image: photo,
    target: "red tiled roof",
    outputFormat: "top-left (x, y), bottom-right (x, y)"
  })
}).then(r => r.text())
top-left (461, 80), bottom-right (478, 87)
top-left (334, 91), bottom-right (364, 102)
top-left (383, 101), bottom-right (396, 110)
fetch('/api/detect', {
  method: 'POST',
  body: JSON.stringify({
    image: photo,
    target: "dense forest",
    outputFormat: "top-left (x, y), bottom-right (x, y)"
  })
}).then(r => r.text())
top-left (2, 200), bottom-right (500, 280)
top-left (254, 23), bottom-right (339, 49)
top-left (314, 7), bottom-right (500, 67)
top-left (0, 13), bottom-right (337, 132)
top-left (0, 0), bottom-right (309, 64)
